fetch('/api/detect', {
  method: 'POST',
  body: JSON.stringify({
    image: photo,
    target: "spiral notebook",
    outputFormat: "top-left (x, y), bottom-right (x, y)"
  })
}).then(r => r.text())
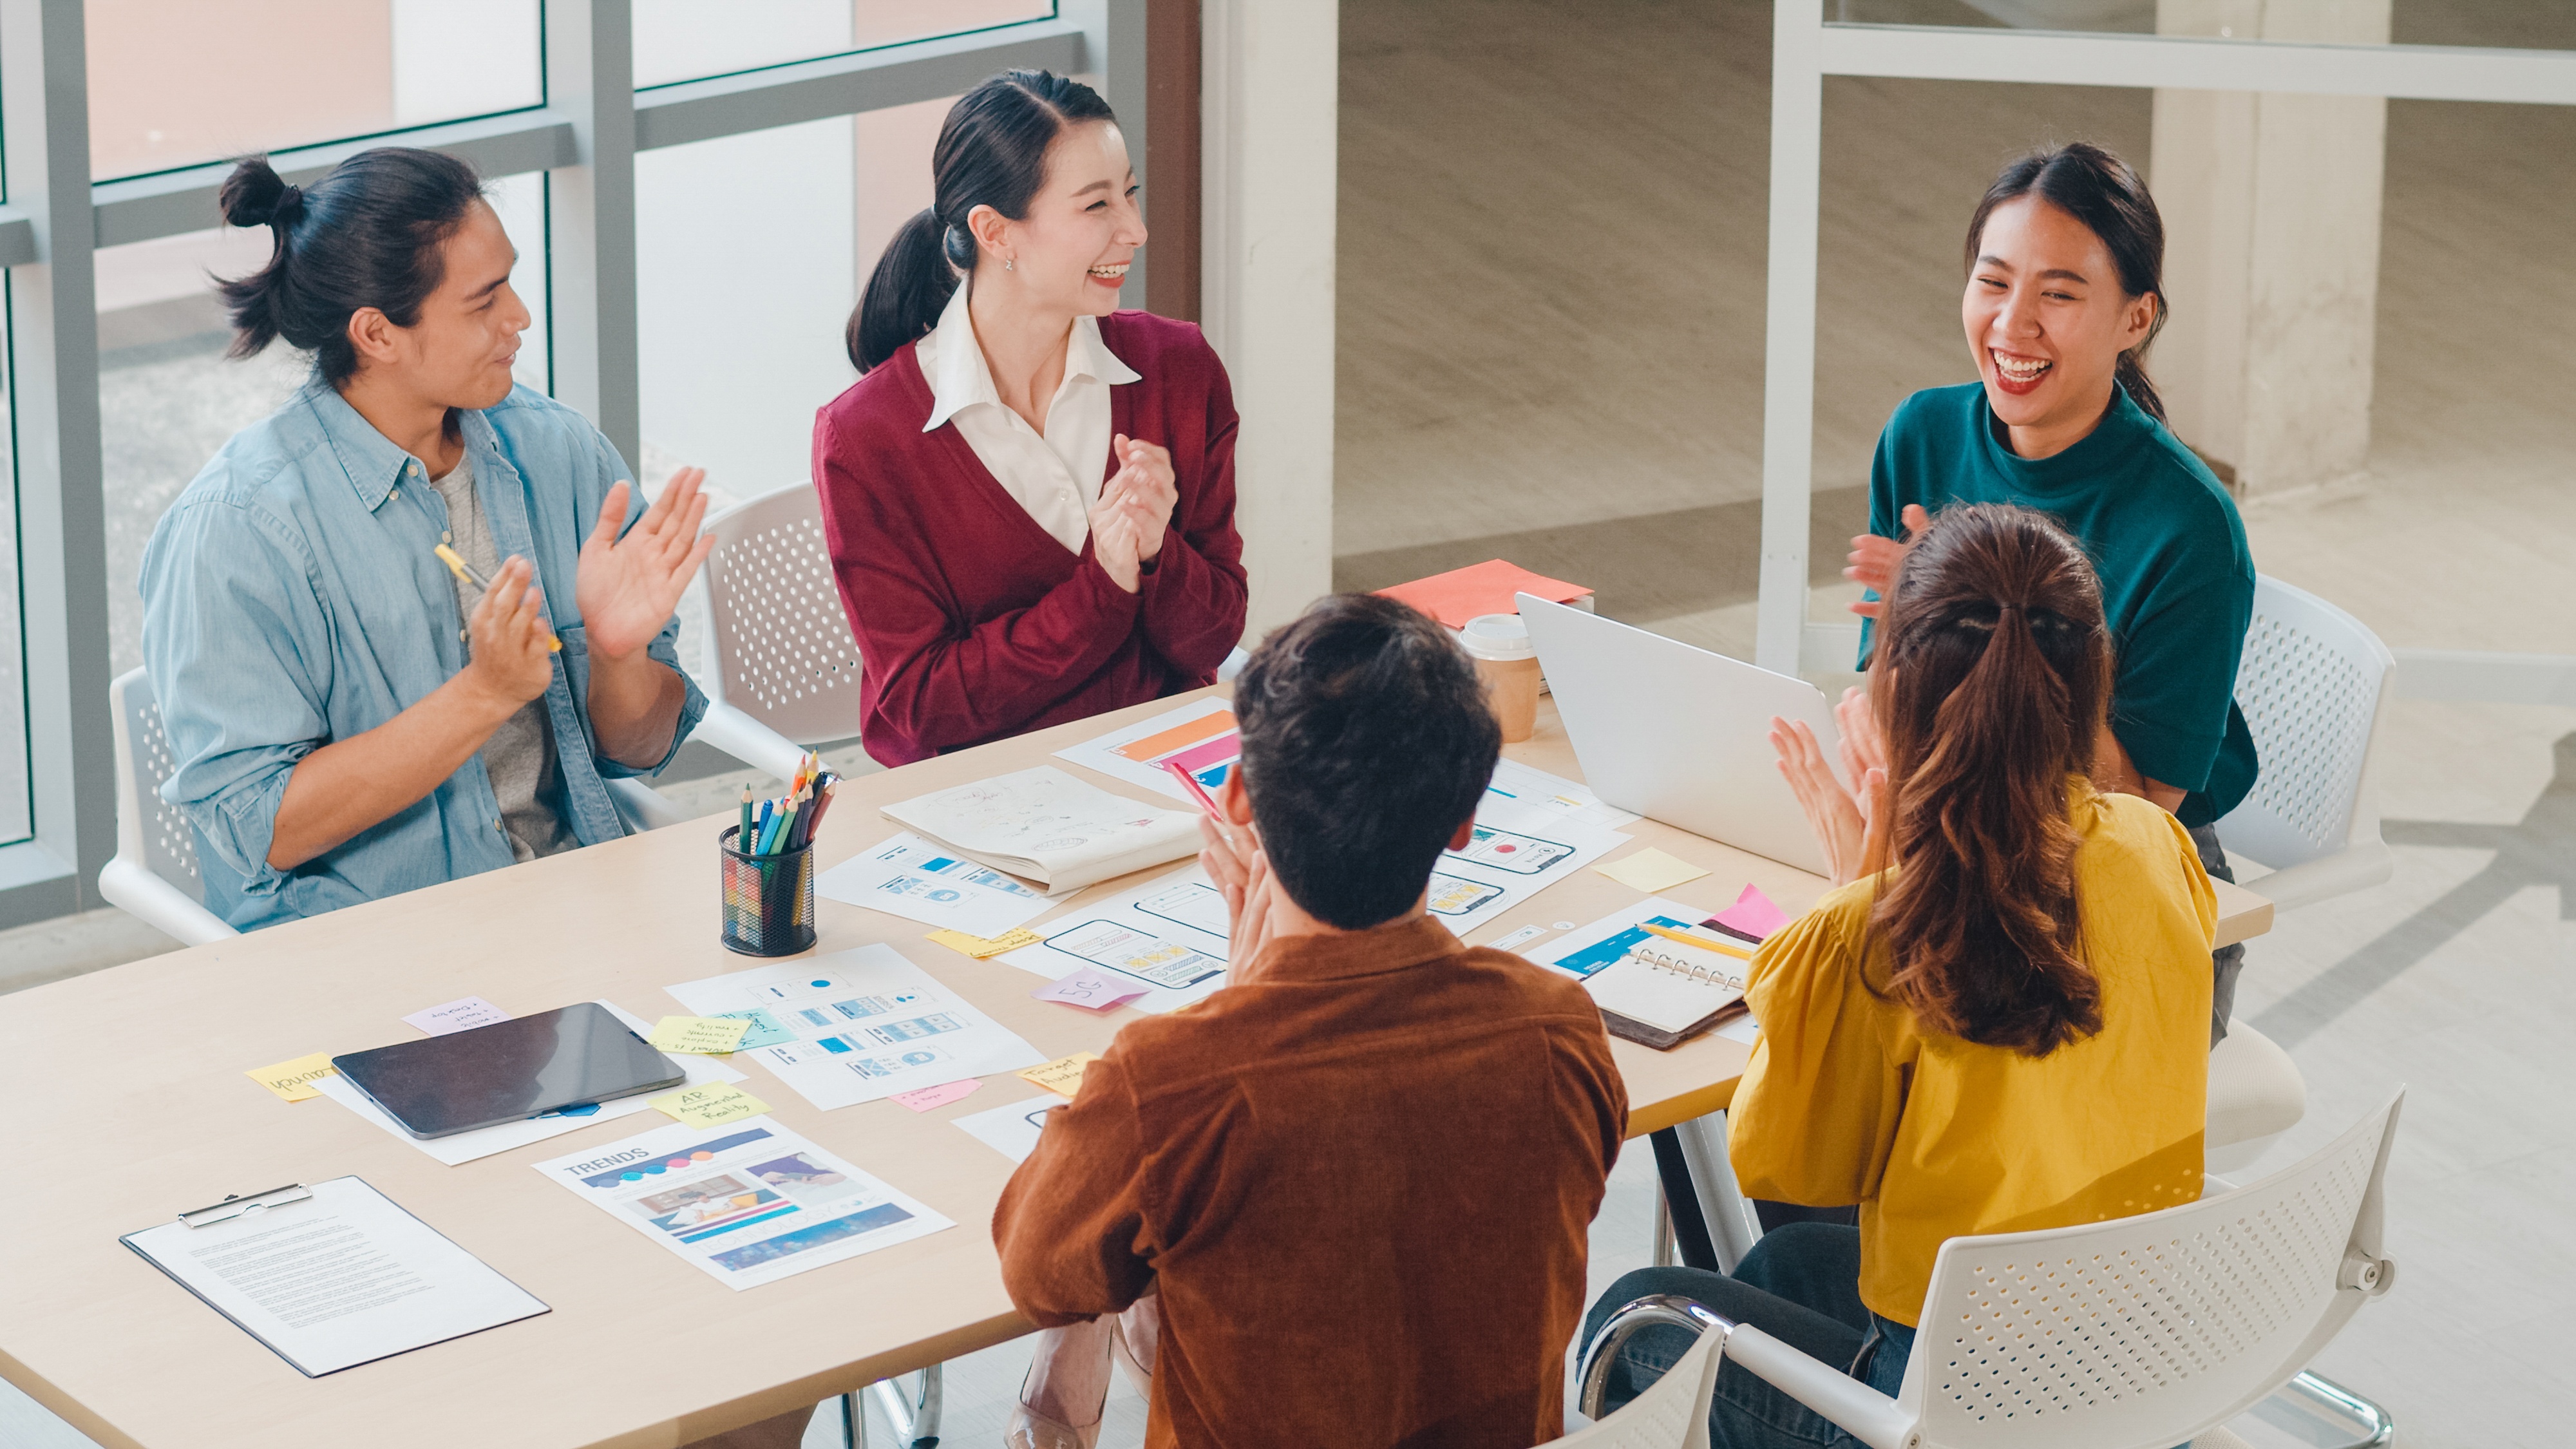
top-left (1585, 931), bottom-right (1753, 1050)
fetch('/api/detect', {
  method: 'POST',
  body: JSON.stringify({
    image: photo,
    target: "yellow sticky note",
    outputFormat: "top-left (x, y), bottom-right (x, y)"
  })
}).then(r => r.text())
top-left (247, 1051), bottom-right (338, 1103)
top-left (648, 1015), bottom-right (753, 1056)
top-left (650, 1082), bottom-right (773, 1130)
top-left (1595, 848), bottom-right (1711, 894)
top-left (928, 927), bottom-right (1043, 960)
top-left (1018, 1052), bottom-right (1102, 1099)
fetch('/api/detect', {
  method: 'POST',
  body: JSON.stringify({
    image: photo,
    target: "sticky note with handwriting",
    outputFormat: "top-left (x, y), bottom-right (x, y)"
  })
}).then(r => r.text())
top-left (246, 1051), bottom-right (338, 1103)
top-left (928, 926), bottom-right (1044, 960)
top-left (1595, 848), bottom-right (1710, 893)
top-left (891, 1079), bottom-right (983, 1112)
top-left (648, 1015), bottom-right (752, 1056)
top-left (711, 1008), bottom-right (799, 1049)
top-left (1032, 969), bottom-right (1148, 1012)
top-left (650, 1083), bottom-right (772, 1130)
top-left (1018, 1052), bottom-right (1103, 1099)
top-left (402, 996), bottom-right (509, 1036)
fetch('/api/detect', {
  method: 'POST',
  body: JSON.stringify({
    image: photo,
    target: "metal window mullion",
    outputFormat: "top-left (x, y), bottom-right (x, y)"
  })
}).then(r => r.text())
top-left (1063, 0), bottom-right (1148, 308)
top-left (0, 0), bottom-right (109, 916)
top-left (545, 0), bottom-right (642, 468)
top-left (1754, 0), bottom-right (1825, 676)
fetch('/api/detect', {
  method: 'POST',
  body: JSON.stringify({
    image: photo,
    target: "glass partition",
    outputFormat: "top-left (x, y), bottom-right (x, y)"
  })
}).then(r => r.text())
top-left (634, 0), bottom-right (1053, 90)
top-left (85, 0), bottom-right (543, 180)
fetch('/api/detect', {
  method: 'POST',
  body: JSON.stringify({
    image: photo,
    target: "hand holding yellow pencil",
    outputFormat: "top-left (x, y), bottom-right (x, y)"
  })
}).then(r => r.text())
top-left (435, 544), bottom-right (562, 652)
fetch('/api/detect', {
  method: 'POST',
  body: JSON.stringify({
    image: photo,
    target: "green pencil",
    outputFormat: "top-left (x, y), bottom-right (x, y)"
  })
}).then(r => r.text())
top-left (739, 788), bottom-right (754, 852)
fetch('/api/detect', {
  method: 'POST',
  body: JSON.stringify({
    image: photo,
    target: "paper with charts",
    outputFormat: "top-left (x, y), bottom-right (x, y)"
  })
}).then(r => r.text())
top-left (664, 947), bottom-right (1046, 1110)
top-left (533, 1119), bottom-right (950, 1290)
top-left (880, 765), bottom-right (1200, 896)
top-left (1054, 697), bottom-right (1241, 803)
top-left (815, 830), bottom-right (1054, 938)
top-left (998, 864), bottom-right (1237, 1014)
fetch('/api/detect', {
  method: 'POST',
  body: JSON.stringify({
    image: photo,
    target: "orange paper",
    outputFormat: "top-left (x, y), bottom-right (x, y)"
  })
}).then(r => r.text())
top-left (1377, 560), bottom-right (1591, 629)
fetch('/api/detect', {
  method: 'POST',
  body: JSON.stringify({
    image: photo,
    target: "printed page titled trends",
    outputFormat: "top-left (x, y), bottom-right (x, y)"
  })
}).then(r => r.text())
top-left (533, 1119), bottom-right (951, 1291)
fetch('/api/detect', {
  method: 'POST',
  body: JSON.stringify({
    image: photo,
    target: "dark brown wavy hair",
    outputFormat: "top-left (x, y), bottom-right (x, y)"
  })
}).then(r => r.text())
top-left (1869, 503), bottom-right (2114, 1056)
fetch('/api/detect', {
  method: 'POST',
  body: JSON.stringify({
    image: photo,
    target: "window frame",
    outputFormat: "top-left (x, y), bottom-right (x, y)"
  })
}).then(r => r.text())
top-left (0, 0), bottom-right (1145, 929)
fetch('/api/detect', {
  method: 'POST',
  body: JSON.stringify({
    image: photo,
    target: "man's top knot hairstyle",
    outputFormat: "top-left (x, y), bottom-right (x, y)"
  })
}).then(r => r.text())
top-left (1232, 594), bottom-right (1502, 932)
top-left (214, 147), bottom-right (486, 386)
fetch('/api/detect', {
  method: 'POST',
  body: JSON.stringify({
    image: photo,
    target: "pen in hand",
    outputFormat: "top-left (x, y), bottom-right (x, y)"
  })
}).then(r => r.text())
top-left (435, 544), bottom-right (563, 652)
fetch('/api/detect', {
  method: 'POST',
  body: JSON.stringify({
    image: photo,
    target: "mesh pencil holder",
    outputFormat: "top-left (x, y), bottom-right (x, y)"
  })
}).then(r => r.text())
top-left (720, 824), bottom-right (815, 957)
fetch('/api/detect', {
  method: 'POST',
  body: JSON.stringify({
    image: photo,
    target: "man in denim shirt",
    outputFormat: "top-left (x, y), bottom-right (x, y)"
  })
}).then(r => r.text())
top-left (141, 149), bottom-right (711, 931)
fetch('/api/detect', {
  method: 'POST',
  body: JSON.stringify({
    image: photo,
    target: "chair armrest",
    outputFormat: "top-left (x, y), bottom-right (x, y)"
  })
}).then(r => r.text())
top-left (604, 778), bottom-right (694, 833)
top-left (689, 701), bottom-right (810, 784)
top-left (97, 858), bottom-right (238, 946)
top-left (1217, 647), bottom-right (1251, 684)
top-left (1723, 1324), bottom-right (1916, 1449)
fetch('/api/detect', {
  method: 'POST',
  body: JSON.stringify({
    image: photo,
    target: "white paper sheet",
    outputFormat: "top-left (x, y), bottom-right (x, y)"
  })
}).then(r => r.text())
top-left (122, 1177), bottom-right (547, 1375)
top-left (532, 1119), bottom-right (950, 1290)
top-left (1431, 798), bottom-right (1631, 936)
top-left (953, 1094), bottom-right (1066, 1163)
top-left (882, 766), bottom-right (1202, 895)
top-left (314, 1002), bottom-right (748, 1166)
top-left (995, 864), bottom-right (1236, 1014)
top-left (815, 831), bottom-right (1056, 936)
top-left (665, 945), bottom-right (1048, 1110)
top-left (1053, 697), bottom-right (1240, 802)
top-left (1482, 759), bottom-right (1642, 833)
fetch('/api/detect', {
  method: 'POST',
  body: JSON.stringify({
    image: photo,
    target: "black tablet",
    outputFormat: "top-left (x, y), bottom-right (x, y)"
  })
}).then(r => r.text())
top-left (332, 1003), bottom-right (687, 1139)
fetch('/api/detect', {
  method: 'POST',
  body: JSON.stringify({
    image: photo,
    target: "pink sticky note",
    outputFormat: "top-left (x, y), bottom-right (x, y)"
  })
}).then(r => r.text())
top-left (1034, 969), bottom-right (1150, 1012)
top-left (891, 1079), bottom-right (983, 1112)
top-left (402, 996), bottom-right (509, 1036)
top-left (1709, 884), bottom-right (1792, 943)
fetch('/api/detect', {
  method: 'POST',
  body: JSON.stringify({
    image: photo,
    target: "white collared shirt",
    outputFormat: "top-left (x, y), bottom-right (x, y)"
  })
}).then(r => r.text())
top-left (917, 278), bottom-right (1141, 553)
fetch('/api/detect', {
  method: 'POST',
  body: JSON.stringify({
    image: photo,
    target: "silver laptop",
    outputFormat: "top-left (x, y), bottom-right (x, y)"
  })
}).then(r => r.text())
top-left (1517, 593), bottom-right (1846, 876)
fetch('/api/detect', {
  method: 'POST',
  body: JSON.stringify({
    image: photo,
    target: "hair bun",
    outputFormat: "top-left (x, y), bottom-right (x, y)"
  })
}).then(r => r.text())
top-left (218, 156), bottom-right (299, 229)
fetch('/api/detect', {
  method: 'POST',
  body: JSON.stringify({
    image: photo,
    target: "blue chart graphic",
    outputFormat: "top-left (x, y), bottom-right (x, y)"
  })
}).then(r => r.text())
top-left (1554, 916), bottom-right (1698, 978)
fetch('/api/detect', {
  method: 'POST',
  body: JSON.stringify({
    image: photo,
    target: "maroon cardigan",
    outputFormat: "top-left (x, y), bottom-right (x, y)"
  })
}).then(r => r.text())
top-left (811, 311), bottom-right (1248, 765)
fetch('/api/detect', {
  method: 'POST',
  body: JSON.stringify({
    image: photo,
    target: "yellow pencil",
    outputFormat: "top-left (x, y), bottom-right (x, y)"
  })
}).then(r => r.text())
top-left (1641, 922), bottom-right (1754, 960)
top-left (435, 544), bottom-right (562, 652)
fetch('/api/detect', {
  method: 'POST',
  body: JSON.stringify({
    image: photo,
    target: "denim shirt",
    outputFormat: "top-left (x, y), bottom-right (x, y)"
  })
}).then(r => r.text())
top-left (140, 381), bottom-right (707, 931)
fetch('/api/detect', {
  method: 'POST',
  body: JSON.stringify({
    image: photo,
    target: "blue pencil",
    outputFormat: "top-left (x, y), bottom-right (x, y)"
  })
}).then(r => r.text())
top-left (749, 800), bottom-right (773, 855)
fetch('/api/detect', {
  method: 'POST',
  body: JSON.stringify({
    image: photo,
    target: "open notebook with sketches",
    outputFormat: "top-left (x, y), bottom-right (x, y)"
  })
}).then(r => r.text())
top-left (880, 766), bottom-right (1200, 896)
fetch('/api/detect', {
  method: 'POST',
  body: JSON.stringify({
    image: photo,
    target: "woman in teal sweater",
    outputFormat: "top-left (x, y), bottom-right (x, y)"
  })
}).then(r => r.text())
top-left (1846, 141), bottom-right (2255, 1041)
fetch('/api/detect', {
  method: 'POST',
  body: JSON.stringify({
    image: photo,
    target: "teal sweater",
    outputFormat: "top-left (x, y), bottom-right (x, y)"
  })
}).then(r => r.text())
top-left (1858, 383), bottom-right (2257, 828)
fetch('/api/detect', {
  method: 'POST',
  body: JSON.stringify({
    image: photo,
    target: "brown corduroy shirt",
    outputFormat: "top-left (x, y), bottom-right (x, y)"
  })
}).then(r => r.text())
top-left (993, 914), bottom-right (1627, 1449)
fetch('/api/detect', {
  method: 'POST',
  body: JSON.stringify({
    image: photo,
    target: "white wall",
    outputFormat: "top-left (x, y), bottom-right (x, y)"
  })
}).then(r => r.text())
top-left (1200, 0), bottom-right (1338, 643)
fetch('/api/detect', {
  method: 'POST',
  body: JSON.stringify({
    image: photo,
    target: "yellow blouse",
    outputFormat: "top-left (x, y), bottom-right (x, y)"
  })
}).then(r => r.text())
top-left (1730, 787), bottom-right (2217, 1327)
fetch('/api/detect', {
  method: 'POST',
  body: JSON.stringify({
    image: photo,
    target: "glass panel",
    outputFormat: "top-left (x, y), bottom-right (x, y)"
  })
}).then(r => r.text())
top-left (0, 289), bottom-right (29, 845)
top-left (634, 0), bottom-right (1054, 90)
top-left (86, 0), bottom-right (542, 180)
top-left (100, 174), bottom-right (551, 680)
top-left (636, 97), bottom-right (947, 677)
top-left (1828, 0), bottom-right (2576, 48)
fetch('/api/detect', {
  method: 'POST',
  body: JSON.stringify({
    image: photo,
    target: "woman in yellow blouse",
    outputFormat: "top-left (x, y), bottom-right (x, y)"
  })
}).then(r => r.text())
top-left (1584, 503), bottom-right (2216, 1448)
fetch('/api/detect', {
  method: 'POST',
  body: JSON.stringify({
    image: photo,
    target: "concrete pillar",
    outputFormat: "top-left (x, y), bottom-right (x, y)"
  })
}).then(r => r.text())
top-left (2150, 0), bottom-right (2391, 494)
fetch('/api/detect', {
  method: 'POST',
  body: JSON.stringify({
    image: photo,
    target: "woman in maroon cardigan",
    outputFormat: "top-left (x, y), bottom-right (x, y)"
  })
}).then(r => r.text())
top-left (813, 68), bottom-right (1246, 767)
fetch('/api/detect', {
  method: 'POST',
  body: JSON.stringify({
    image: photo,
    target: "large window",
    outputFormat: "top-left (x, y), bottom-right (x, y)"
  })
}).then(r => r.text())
top-left (634, 0), bottom-right (1052, 88)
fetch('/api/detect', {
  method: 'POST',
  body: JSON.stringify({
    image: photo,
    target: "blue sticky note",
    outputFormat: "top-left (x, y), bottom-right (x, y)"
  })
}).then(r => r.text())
top-left (715, 1008), bottom-right (799, 1050)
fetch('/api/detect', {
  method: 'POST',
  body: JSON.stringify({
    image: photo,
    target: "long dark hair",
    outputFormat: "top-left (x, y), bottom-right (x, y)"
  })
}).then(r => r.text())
top-left (215, 148), bottom-right (486, 387)
top-left (848, 70), bottom-right (1117, 374)
top-left (1965, 141), bottom-right (2170, 426)
top-left (1870, 503), bottom-right (2114, 1057)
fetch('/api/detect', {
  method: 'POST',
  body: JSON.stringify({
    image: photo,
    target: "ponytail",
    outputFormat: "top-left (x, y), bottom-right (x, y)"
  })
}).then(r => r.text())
top-left (1965, 140), bottom-right (2172, 428)
top-left (214, 148), bottom-right (484, 386)
top-left (1868, 503), bottom-right (2114, 1057)
top-left (847, 69), bottom-right (1117, 373)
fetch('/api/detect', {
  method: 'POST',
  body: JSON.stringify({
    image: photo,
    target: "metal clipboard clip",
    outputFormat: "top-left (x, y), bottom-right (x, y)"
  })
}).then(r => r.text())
top-left (178, 1183), bottom-right (314, 1229)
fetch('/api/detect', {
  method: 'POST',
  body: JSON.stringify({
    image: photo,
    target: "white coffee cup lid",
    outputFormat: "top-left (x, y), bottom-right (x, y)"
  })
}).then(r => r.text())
top-left (1459, 612), bottom-right (1535, 660)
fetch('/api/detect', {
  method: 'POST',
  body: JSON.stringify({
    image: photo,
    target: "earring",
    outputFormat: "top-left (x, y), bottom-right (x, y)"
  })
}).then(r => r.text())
top-left (1005, 258), bottom-right (1016, 271)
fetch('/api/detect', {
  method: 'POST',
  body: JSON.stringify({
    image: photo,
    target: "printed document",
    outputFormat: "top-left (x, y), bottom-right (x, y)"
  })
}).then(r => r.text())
top-left (954, 1094), bottom-right (1066, 1163)
top-left (880, 766), bottom-right (1199, 895)
top-left (815, 830), bottom-right (1056, 937)
top-left (1054, 697), bottom-right (1240, 802)
top-left (665, 945), bottom-right (1047, 1110)
top-left (996, 864), bottom-right (1236, 1014)
top-left (312, 1001), bottom-right (746, 1166)
top-left (121, 1177), bottom-right (547, 1376)
top-left (533, 1119), bottom-right (949, 1290)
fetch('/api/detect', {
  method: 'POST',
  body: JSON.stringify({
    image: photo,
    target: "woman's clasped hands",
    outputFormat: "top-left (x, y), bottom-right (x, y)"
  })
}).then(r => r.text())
top-left (1088, 433), bottom-right (1177, 592)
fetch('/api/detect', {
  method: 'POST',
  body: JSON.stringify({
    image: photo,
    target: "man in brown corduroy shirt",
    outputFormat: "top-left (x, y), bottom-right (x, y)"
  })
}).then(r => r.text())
top-left (994, 593), bottom-right (1627, 1449)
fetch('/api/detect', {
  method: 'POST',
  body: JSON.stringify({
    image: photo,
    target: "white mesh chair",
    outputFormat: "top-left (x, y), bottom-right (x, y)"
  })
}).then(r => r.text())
top-left (1546, 1323), bottom-right (1722, 1449)
top-left (1591, 1092), bottom-right (2404, 1449)
top-left (2215, 575), bottom-right (2397, 910)
top-left (691, 485), bottom-right (868, 782)
top-left (100, 667), bottom-right (238, 945)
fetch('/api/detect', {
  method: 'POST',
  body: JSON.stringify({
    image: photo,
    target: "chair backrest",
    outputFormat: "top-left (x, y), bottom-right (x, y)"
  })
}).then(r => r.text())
top-left (699, 484), bottom-right (867, 744)
top-left (1550, 1323), bottom-right (1718, 1449)
top-left (1899, 1090), bottom-right (2403, 1449)
top-left (2215, 574), bottom-right (2396, 873)
top-left (109, 667), bottom-right (209, 904)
